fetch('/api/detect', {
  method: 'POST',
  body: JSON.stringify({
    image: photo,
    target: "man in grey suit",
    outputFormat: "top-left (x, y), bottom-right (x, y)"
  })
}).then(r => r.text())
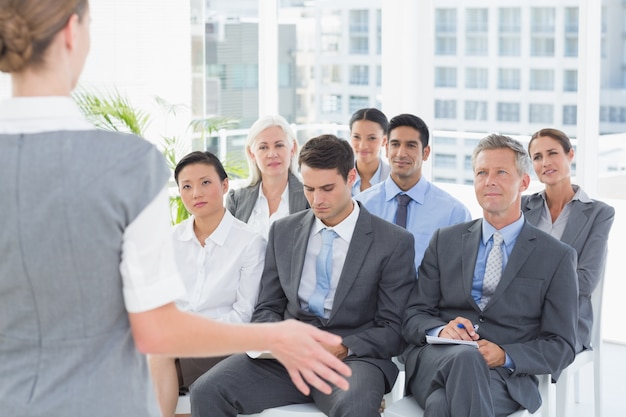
top-left (191, 135), bottom-right (417, 417)
top-left (402, 134), bottom-right (578, 417)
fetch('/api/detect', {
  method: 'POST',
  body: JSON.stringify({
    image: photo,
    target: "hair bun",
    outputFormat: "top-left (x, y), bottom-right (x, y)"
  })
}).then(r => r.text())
top-left (0, 12), bottom-right (33, 73)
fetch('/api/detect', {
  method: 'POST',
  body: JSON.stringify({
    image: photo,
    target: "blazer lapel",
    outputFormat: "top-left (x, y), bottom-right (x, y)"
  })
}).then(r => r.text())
top-left (289, 212), bottom-right (315, 302)
top-left (487, 222), bottom-right (536, 308)
top-left (559, 201), bottom-right (589, 246)
top-left (328, 209), bottom-right (373, 321)
top-left (522, 194), bottom-right (543, 225)
top-left (462, 220), bottom-right (482, 309)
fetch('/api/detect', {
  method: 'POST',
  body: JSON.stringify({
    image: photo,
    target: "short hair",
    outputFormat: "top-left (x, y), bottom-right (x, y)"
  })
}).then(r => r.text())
top-left (244, 115), bottom-right (298, 186)
top-left (349, 108), bottom-right (389, 134)
top-left (387, 114), bottom-right (430, 149)
top-left (174, 151), bottom-right (228, 185)
top-left (471, 133), bottom-right (532, 176)
top-left (0, 0), bottom-right (89, 73)
top-left (298, 135), bottom-right (354, 181)
top-left (528, 128), bottom-right (573, 154)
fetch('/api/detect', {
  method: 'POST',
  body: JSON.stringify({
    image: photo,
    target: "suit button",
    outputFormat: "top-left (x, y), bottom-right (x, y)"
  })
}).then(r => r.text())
top-left (478, 316), bottom-right (486, 323)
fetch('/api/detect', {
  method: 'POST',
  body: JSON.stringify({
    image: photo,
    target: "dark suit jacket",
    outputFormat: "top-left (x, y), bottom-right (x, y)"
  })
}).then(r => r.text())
top-left (402, 219), bottom-right (578, 412)
top-left (225, 171), bottom-right (309, 223)
top-left (522, 191), bottom-right (615, 351)
top-left (252, 203), bottom-right (417, 389)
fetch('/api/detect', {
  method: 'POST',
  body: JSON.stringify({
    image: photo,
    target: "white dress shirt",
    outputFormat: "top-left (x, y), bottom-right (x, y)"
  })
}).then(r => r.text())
top-left (246, 181), bottom-right (290, 239)
top-left (0, 96), bottom-right (185, 313)
top-left (172, 211), bottom-right (266, 323)
top-left (298, 201), bottom-right (360, 318)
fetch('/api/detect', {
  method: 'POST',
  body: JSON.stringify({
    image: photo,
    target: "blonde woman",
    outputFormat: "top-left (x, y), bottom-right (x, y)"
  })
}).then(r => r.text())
top-left (226, 115), bottom-right (309, 238)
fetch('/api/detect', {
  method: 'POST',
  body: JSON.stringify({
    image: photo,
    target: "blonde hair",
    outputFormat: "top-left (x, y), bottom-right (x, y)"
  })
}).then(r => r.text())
top-left (245, 115), bottom-right (298, 186)
top-left (0, 0), bottom-right (88, 73)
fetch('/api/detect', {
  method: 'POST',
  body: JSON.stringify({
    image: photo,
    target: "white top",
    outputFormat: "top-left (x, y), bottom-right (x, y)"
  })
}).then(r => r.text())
top-left (0, 96), bottom-right (185, 313)
top-left (172, 211), bottom-right (266, 323)
top-left (298, 201), bottom-right (360, 318)
top-left (246, 181), bottom-right (290, 239)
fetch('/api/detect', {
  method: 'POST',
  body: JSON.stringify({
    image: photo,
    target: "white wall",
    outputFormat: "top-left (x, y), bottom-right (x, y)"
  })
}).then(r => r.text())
top-left (1, 1), bottom-right (193, 146)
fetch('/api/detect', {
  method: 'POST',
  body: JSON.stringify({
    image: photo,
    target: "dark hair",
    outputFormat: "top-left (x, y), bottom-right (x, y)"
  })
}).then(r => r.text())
top-left (528, 128), bottom-right (573, 154)
top-left (0, 0), bottom-right (89, 72)
top-left (387, 114), bottom-right (430, 148)
top-left (174, 151), bottom-right (228, 185)
top-left (349, 108), bottom-right (388, 134)
top-left (299, 135), bottom-right (354, 181)
top-left (471, 133), bottom-right (532, 176)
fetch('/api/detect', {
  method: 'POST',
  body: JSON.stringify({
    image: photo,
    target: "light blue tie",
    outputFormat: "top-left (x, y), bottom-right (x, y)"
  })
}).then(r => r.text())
top-left (309, 228), bottom-right (337, 317)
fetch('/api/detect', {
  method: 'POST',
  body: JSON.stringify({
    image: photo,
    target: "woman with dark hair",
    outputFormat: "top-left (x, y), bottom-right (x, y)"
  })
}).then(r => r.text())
top-left (0, 1), bottom-right (349, 415)
top-left (522, 128), bottom-right (615, 352)
top-left (349, 108), bottom-right (390, 195)
top-left (149, 151), bottom-right (266, 417)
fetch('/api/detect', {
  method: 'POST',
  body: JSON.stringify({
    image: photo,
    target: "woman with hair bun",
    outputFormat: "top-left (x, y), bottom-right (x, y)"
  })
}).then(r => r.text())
top-left (0, 1), bottom-right (350, 415)
top-left (348, 108), bottom-right (390, 195)
top-left (522, 128), bottom-right (615, 353)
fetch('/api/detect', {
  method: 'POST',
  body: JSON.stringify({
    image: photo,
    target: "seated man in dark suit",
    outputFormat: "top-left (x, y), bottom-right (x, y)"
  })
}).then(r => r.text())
top-left (402, 134), bottom-right (578, 417)
top-left (190, 134), bottom-right (417, 417)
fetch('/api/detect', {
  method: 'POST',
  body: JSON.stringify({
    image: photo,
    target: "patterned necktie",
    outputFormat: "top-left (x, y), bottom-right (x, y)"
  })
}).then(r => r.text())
top-left (309, 228), bottom-right (337, 317)
top-left (479, 231), bottom-right (504, 310)
top-left (395, 194), bottom-right (412, 228)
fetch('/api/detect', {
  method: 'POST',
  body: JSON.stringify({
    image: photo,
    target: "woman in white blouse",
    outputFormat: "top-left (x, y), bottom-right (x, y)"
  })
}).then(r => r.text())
top-left (226, 115), bottom-right (309, 239)
top-left (149, 151), bottom-right (266, 417)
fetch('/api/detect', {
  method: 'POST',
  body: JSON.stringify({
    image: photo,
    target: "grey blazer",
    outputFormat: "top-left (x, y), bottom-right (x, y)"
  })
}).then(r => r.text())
top-left (402, 219), bottom-right (578, 413)
top-left (225, 171), bottom-right (309, 223)
top-left (252, 203), bottom-right (417, 389)
top-left (522, 192), bottom-right (615, 351)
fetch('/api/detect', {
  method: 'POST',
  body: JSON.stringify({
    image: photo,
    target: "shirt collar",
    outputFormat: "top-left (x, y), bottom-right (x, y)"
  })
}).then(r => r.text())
top-left (0, 96), bottom-right (94, 133)
top-left (383, 175), bottom-right (428, 204)
top-left (177, 210), bottom-right (234, 246)
top-left (312, 199), bottom-right (360, 243)
top-left (481, 213), bottom-right (525, 247)
top-left (257, 181), bottom-right (290, 203)
top-left (538, 184), bottom-right (593, 205)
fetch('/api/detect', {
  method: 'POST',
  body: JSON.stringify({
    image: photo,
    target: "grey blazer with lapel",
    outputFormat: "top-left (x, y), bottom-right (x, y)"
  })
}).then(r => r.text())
top-left (252, 203), bottom-right (417, 388)
top-left (402, 219), bottom-right (578, 413)
top-left (522, 192), bottom-right (615, 351)
top-left (225, 171), bottom-right (309, 223)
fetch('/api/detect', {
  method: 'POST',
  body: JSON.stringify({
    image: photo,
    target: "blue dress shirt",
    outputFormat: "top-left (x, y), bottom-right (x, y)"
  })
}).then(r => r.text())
top-left (351, 158), bottom-right (390, 196)
top-left (355, 176), bottom-right (471, 272)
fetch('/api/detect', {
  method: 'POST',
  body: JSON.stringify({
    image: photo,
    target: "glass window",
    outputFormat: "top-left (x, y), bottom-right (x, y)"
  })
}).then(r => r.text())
top-left (499, 8), bottom-right (521, 33)
top-left (531, 37), bottom-right (555, 57)
top-left (531, 8), bottom-right (555, 33)
top-left (322, 65), bottom-right (341, 84)
top-left (435, 36), bottom-right (457, 55)
top-left (349, 65), bottom-right (369, 85)
top-left (349, 95), bottom-right (369, 114)
top-left (466, 8), bottom-right (488, 33)
top-left (529, 69), bottom-right (554, 91)
top-left (563, 105), bottom-right (577, 125)
top-left (322, 94), bottom-right (342, 113)
top-left (464, 155), bottom-right (472, 170)
top-left (435, 99), bottom-right (457, 119)
top-left (498, 68), bottom-right (521, 90)
top-left (466, 36), bottom-right (488, 56)
top-left (529, 103), bottom-right (554, 124)
top-left (465, 68), bottom-right (488, 89)
top-left (565, 37), bottom-right (578, 57)
top-left (497, 102), bottom-right (520, 122)
top-left (564, 70), bottom-right (578, 92)
top-left (564, 7), bottom-right (579, 33)
top-left (435, 8), bottom-right (456, 33)
top-left (433, 136), bottom-right (457, 146)
top-left (499, 36), bottom-right (521, 56)
top-left (350, 36), bottom-right (369, 55)
top-left (465, 100), bottom-right (488, 121)
top-left (434, 154), bottom-right (457, 169)
top-left (349, 10), bottom-right (369, 33)
top-left (435, 67), bottom-right (457, 87)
